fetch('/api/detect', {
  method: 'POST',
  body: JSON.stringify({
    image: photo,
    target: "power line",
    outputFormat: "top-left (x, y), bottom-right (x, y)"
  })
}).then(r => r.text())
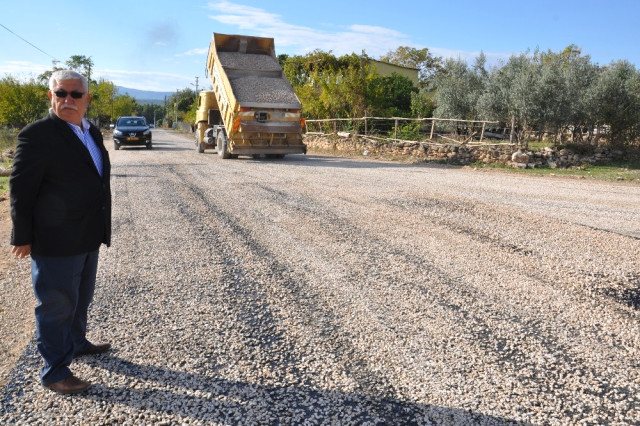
top-left (0, 22), bottom-right (58, 61)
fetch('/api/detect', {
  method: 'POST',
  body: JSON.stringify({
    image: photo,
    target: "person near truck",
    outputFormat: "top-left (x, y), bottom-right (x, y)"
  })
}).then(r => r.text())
top-left (10, 69), bottom-right (112, 395)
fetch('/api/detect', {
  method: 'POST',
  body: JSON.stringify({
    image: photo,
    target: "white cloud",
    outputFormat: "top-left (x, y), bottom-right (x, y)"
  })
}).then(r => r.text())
top-left (204, 1), bottom-right (514, 64)
top-left (205, 1), bottom-right (411, 57)
top-left (176, 48), bottom-right (209, 57)
top-left (0, 61), bottom-right (50, 80)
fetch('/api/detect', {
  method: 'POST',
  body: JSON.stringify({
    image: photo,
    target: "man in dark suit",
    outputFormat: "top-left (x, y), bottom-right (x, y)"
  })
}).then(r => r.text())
top-left (10, 69), bottom-right (112, 395)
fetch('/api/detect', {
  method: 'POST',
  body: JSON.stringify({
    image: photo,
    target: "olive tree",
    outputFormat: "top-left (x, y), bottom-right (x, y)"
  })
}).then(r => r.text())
top-left (559, 48), bottom-right (599, 142)
top-left (532, 51), bottom-right (570, 141)
top-left (485, 53), bottom-right (540, 145)
top-left (433, 54), bottom-right (488, 122)
top-left (584, 60), bottom-right (640, 145)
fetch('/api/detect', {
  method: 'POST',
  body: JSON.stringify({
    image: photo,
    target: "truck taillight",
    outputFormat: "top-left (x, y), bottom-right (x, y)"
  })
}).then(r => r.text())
top-left (240, 107), bottom-right (251, 112)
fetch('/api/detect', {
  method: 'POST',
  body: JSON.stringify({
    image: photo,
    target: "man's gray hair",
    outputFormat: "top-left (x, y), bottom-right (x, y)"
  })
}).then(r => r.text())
top-left (49, 70), bottom-right (89, 92)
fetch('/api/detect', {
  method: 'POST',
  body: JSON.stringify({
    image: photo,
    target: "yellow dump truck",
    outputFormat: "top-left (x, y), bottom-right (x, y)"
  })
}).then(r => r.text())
top-left (194, 33), bottom-right (306, 158)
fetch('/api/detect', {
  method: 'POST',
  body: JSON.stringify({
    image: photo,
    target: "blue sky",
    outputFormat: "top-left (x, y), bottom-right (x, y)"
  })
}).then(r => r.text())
top-left (1, 0), bottom-right (639, 92)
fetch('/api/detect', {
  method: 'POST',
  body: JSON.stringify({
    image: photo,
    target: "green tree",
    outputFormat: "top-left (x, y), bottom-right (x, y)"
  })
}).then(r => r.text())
top-left (529, 50), bottom-right (568, 141)
top-left (284, 50), bottom-right (417, 120)
top-left (65, 55), bottom-right (94, 82)
top-left (166, 88), bottom-right (196, 123)
top-left (585, 60), bottom-right (640, 145)
top-left (410, 90), bottom-right (435, 118)
top-left (282, 44), bottom-right (640, 148)
top-left (555, 46), bottom-right (599, 142)
top-left (316, 53), bottom-right (373, 119)
top-left (283, 50), bottom-right (345, 119)
top-left (140, 103), bottom-right (166, 127)
top-left (367, 73), bottom-right (417, 116)
top-left (89, 78), bottom-right (117, 126)
top-left (494, 53), bottom-right (538, 145)
top-left (112, 94), bottom-right (140, 118)
top-left (433, 57), bottom-right (485, 121)
top-left (38, 55), bottom-right (94, 86)
top-left (0, 76), bottom-right (49, 127)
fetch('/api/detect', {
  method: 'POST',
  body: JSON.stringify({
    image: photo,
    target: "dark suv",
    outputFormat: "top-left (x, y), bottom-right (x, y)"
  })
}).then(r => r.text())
top-left (113, 116), bottom-right (152, 150)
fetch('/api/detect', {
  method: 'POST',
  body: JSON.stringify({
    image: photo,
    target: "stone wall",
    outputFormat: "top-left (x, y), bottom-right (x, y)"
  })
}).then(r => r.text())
top-left (303, 134), bottom-right (627, 169)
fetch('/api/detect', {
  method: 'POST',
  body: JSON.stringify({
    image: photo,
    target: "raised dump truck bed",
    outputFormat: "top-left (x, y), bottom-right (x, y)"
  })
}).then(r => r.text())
top-left (194, 33), bottom-right (306, 158)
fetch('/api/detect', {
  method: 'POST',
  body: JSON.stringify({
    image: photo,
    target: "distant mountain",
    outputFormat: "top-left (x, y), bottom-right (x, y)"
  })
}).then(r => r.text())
top-left (116, 86), bottom-right (173, 104)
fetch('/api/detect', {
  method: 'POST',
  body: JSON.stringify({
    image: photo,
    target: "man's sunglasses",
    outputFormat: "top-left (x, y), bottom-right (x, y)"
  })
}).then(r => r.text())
top-left (53, 90), bottom-right (85, 99)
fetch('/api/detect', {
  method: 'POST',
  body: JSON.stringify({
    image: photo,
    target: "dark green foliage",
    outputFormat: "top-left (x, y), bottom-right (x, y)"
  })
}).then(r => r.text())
top-left (367, 73), bottom-right (418, 117)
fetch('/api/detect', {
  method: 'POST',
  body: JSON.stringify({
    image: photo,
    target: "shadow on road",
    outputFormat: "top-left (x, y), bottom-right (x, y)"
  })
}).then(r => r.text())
top-left (75, 354), bottom-right (526, 425)
top-left (112, 141), bottom-right (193, 152)
top-left (1, 344), bottom-right (528, 424)
top-left (199, 153), bottom-right (463, 170)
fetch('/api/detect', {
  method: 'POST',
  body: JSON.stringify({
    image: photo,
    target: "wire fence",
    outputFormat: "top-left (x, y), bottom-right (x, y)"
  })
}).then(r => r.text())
top-left (0, 127), bottom-right (18, 155)
top-left (305, 117), bottom-right (515, 146)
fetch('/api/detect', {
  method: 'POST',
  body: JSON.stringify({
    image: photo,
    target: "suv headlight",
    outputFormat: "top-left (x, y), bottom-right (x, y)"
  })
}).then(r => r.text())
top-left (113, 129), bottom-right (123, 136)
top-left (143, 130), bottom-right (151, 136)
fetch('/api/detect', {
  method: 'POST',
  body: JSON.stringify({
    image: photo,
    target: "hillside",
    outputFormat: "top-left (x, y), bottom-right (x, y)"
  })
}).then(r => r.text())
top-left (116, 86), bottom-right (173, 104)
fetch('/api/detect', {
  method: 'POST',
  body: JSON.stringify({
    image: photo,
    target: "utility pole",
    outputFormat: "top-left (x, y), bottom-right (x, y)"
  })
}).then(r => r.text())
top-left (192, 77), bottom-right (199, 103)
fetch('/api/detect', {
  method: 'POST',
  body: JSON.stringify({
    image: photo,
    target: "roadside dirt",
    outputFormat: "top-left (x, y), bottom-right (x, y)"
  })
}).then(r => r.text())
top-left (0, 199), bottom-right (12, 273)
top-left (0, 197), bottom-right (36, 388)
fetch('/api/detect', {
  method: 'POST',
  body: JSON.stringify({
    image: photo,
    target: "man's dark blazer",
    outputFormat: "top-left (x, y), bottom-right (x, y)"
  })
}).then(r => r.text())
top-left (10, 112), bottom-right (112, 257)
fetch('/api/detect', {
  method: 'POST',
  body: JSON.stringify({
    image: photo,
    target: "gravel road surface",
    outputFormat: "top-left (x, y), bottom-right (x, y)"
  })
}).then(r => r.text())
top-left (1, 129), bottom-right (639, 425)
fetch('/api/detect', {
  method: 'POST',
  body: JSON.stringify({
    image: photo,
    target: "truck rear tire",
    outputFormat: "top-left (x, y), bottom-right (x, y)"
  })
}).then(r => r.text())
top-left (217, 133), bottom-right (231, 159)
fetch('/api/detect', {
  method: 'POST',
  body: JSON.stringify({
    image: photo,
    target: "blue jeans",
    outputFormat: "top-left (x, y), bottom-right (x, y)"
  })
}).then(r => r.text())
top-left (31, 249), bottom-right (100, 385)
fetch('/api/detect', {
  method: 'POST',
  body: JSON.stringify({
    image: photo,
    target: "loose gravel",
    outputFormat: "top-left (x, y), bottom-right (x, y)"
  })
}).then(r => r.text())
top-left (218, 52), bottom-right (282, 72)
top-left (1, 129), bottom-right (639, 425)
top-left (216, 51), bottom-right (300, 105)
top-left (229, 76), bottom-right (300, 105)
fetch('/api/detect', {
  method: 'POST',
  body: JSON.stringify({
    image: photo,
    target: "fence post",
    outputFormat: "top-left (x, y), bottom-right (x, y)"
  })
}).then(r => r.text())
top-left (394, 118), bottom-right (398, 141)
top-left (430, 119), bottom-right (435, 140)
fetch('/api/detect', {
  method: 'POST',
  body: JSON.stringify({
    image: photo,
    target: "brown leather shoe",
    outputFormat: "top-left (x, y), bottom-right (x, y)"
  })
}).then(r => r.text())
top-left (45, 375), bottom-right (91, 395)
top-left (74, 342), bottom-right (111, 357)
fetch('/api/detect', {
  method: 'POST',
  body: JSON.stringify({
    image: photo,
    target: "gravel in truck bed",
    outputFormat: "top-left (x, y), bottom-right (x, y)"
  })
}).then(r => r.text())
top-left (229, 76), bottom-right (300, 105)
top-left (218, 52), bottom-right (282, 72)
top-left (1, 129), bottom-right (638, 425)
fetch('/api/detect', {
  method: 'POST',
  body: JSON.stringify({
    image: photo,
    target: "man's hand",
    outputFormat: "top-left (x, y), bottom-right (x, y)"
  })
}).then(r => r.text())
top-left (11, 244), bottom-right (32, 259)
